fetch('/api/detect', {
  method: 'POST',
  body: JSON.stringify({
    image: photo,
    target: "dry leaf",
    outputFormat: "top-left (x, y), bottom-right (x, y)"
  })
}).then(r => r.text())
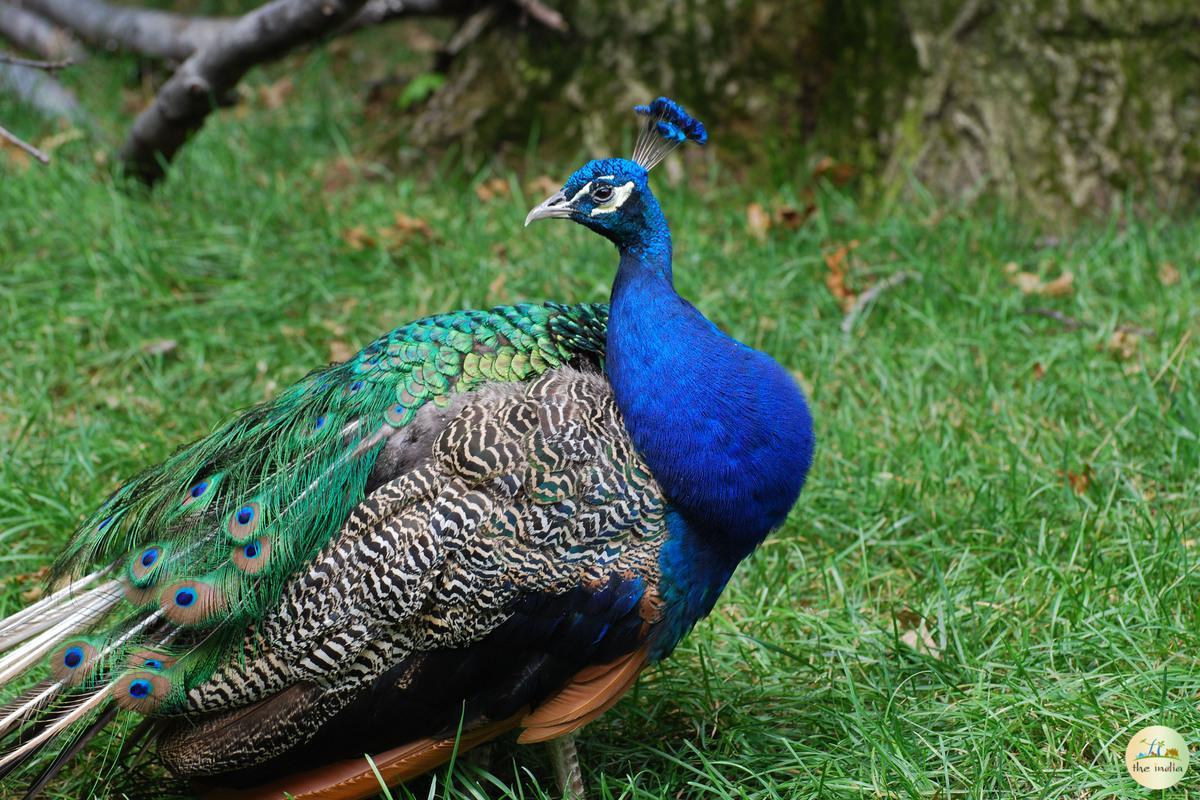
top-left (259, 77), bottom-right (294, 110)
top-left (379, 212), bottom-right (434, 250)
top-left (823, 241), bottom-right (860, 312)
top-left (745, 203), bottom-right (771, 240)
top-left (37, 128), bottom-right (83, 154)
top-left (1063, 466), bottom-right (1092, 495)
top-left (526, 175), bottom-right (559, 197)
top-left (491, 242), bottom-right (509, 262)
top-left (475, 177), bottom-right (510, 202)
top-left (899, 619), bottom-right (941, 659)
top-left (1040, 270), bottom-right (1074, 297)
top-left (328, 340), bottom-right (353, 363)
top-left (773, 203), bottom-right (813, 229)
top-left (142, 339), bottom-right (178, 356)
top-left (811, 155), bottom-right (856, 186)
top-left (1015, 271), bottom-right (1043, 295)
top-left (1159, 262), bottom-right (1181, 286)
top-left (322, 157), bottom-right (359, 194)
top-left (341, 225), bottom-right (375, 251)
top-left (488, 271), bottom-right (506, 300)
top-left (0, 138), bottom-right (32, 171)
top-left (1032, 362), bottom-right (1046, 380)
top-left (1107, 329), bottom-right (1140, 361)
top-left (1010, 267), bottom-right (1074, 297)
top-left (320, 319), bottom-right (347, 337)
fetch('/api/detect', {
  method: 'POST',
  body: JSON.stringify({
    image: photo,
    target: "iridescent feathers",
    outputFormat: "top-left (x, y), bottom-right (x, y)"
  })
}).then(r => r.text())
top-left (631, 97), bottom-right (707, 171)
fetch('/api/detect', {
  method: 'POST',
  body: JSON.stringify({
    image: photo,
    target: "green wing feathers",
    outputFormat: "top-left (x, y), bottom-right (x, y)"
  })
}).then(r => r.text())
top-left (0, 302), bottom-right (607, 775)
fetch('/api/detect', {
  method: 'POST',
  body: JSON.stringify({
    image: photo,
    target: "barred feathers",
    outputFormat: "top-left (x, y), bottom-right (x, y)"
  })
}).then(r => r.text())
top-left (0, 303), bottom-right (608, 780)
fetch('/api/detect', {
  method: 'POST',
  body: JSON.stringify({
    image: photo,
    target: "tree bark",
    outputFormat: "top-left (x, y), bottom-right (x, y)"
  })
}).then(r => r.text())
top-left (407, 0), bottom-right (826, 159)
top-left (0, 2), bottom-right (82, 60)
top-left (20, 0), bottom-right (231, 61)
top-left (885, 0), bottom-right (1200, 217)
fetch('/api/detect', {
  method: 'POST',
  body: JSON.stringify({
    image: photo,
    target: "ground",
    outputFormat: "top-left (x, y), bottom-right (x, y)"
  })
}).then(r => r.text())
top-left (1, 43), bottom-right (1199, 800)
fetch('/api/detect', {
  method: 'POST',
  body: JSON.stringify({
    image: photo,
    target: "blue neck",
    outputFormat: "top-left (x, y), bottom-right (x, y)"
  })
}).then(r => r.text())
top-left (604, 199), bottom-right (815, 563)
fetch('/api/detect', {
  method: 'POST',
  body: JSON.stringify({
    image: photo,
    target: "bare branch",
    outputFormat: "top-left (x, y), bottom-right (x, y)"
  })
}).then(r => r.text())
top-left (0, 2), bottom-right (83, 60)
top-left (0, 53), bottom-right (73, 70)
top-left (20, 0), bottom-right (475, 61)
top-left (119, 0), bottom-right (372, 185)
top-left (0, 62), bottom-right (85, 121)
top-left (19, 0), bottom-right (233, 61)
top-left (0, 121), bottom-right (49, 163)
top-left (510, 0), bottom-right (567, 32)
top-left (341, 0), bottom-right (478, 32)
top-left (841, 272), bottom-right (920, 335)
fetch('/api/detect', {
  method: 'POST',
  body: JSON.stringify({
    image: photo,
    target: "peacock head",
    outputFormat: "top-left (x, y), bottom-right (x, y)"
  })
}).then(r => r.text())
top-left (525, 97), bottom-right (706, 248)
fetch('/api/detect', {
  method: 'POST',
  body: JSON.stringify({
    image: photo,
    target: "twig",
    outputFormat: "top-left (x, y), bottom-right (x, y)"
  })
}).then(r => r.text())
top-left (1020, 307), bottom-right (1086, 331)
top-left (841, 271), bottom-right (919, 334)
top-left (1020, 307), bottom-right (1156, 339)
top-left (118, 0), bottom-right (372, 185)
top-left (1150, 328), bottom-right (1191, 388)
top-left (0, 53), bottom-right (72, 70)
top-left (510, 0), bottom-right (567, 32)
top-left (0, 121), bottom-right (48, 163)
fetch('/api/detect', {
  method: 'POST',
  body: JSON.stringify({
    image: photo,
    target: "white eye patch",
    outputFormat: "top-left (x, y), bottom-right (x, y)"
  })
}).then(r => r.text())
top-left (589, 181), bottom-right (636, 216)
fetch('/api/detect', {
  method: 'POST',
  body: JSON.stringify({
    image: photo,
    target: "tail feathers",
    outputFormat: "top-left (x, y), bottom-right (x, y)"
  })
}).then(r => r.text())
top-left (0, 686), bottom-right (111, 780)
top-left (0, 681), bottom-right (62, 742)
top-left (0, 571), bottom-right (115, 654)
top-left (0, 581), bottom-right (125, 686)
top-left (22, 701), bottom-right (119, 800)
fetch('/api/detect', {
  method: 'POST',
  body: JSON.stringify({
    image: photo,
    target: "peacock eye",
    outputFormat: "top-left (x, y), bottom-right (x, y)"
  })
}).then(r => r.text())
top-left (591, 185), bottom-right (614, 203)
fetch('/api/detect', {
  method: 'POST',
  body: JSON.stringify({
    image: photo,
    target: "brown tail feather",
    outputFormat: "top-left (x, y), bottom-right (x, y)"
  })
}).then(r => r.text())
top-left (199, 713), bottom-right (522, 800)
top-left (518, 647), bottom-right (648, 744)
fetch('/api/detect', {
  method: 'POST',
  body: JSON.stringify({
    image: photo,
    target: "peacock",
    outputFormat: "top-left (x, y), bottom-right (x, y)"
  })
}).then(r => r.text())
top-left (0, 97), bottom-right (814, 799)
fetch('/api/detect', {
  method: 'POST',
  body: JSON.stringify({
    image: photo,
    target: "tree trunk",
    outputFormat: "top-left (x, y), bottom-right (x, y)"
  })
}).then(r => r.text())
top-left (889, 0), bottom-right (1200, 218)
top-left (410, 0), bottom-right (1200, 218)
top-left (408, 0), bottom-right (828, 163)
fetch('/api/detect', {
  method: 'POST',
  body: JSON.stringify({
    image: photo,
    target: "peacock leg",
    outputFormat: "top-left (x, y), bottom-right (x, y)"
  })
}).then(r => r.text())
top-left (548, 732), bottom-right (586, 800)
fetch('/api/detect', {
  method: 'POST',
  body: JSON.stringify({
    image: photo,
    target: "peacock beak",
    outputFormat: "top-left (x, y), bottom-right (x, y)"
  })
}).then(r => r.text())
top-left (524, 190), bottom-right (571, 226)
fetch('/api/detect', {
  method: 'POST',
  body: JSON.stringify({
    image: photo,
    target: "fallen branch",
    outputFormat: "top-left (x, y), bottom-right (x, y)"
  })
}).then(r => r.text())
top-left (119, 0), bottom-right (371, 184)
top-left (1020, 307), bottom-right (1156, 338)
top-left (20, 0), bottom-right (232, 61)
top-left (0, 52), bottom-right (72, 70)
top-left (0, 61), bottom-right (84, 120)
top-left (0, 2), bottom-right (83, 60)
top-left (511, 0), bottom-right (567, 32)
top-left (22, 0), bottom-right (475, 61)
top-left (0, 120), bottom-right (48, 162)
top-left (339, 0), bottom-right (478, 34)
top-left (841, 271), bottom-right (920, 334)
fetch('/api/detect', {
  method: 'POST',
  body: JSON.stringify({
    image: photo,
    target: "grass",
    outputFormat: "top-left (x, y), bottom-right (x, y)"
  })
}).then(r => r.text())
top-left (1, 39), bottom-right (1199, 800)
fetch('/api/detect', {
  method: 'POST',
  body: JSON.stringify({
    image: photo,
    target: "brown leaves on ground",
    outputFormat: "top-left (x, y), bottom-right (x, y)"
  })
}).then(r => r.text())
top-left (1062, 465), bottom-right (1092, 495)
top-left (1, 566), bottom-right (49, 603)
top-left (823, 240), bottom-right (861, 313)
top-left (475, 177), bottom-right (511, 202)
top-left (141, 339), bottom-right (178, 357)
top-left (526, 175), bottom-right (560, 198)
top-left (812, 155), bottom-right (857, 187)
top-left (1004, 262), bottom-right (1074, 297)
top-left (745, 199), bottom-right (816, 241)
top-left (341, 212), bottom-right (434, 252)
top-left (1158, 261), bottom-right (1181, 286)
top-left (1107, 329), bottom-right (1140, 361)
top-left (257, 77), bottom-right (294, 110)
top-left (894, 609), bottom-right (941, 660)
